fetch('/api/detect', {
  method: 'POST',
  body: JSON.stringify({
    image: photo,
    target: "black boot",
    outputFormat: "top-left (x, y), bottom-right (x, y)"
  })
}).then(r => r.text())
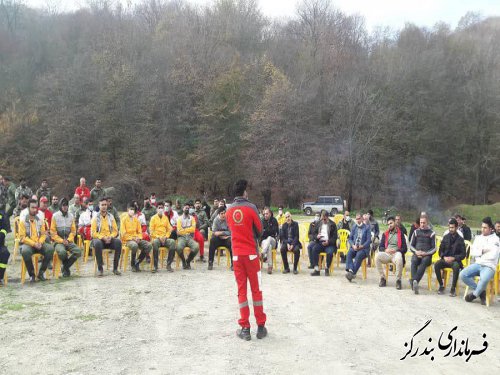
top-left (178, 252), bottom-right (187, 269)
top-left (185, 251), bottom-right (196, 269)
top-left (236, 327), bottom-right (251, 341)
top-left (479, 290), bottom-right (487, 305)
top-left (256, 325), bottom-right (267, 339)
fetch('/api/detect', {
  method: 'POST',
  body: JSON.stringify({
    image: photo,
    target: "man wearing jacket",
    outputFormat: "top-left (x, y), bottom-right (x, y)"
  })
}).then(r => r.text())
top-left (121, 202), bottom-right (153, 272)
top-left (75, 177), bottom-right (91, 202)
top-left (35, 179), bottom-right (52, 202)
top-left (455, 214), bottom-right (472, 241)
top-left (409, 216), bottom-right (436, 294)
top-left (260, 207), bottom-right (279, 274)
top-left (345, 213), bottom-right (371, 281)
top-left (434, 218), bottom-right (465, 297)
top-left (280, 212), bottom-right (301, 274)
top-left (460, 217), bottom-right (500, 305)
top-left (50, 198), bottom-right (82, 277)
top-left (150, 201), bottom-right (177, 272)
top-left (311, 210), bottom-right (338, 276)
top-left (208, 207), bottom-right (232, 270)
top-left (0, 209), bottom-right (9, 286)
top-left (91, 197), bottom-right (122, 277)
top-left (176, 203), bottom-right (199, 269)
top-left (226, 179), bottom-right (266, 341)
top-left (19, 199), bottom-right (55, 282)
top-left (376, 216), bottom-right (407, 289)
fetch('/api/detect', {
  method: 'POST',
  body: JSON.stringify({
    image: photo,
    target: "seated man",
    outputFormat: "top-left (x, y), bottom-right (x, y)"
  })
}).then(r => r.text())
top-left (189, 201), bottom-right (206, 262)
top-left (434, 218), bottom-right (465, 297)
top-left (69, 194), bottom-right (81, 218)
top-left (13, 193), bottom-right (29, 218)
top-left (77, 197), bottom-right (93, 241)
top-left (307, 214), bottom-right (320, 269)
top-left (496, 220), bottom-right (500, 239)
top-left (337, 210), bottom-right (352, 231)
top-left (366, 210), bottom-right (380, 265)
top-left (279, 212), bottom-right (301, 274)
top-left (164, 200), bottom-right (178, 239)
top-left (345, 213), bottom-right (371, 281)
top-left (176, 203), bottom-right (200, 269)
top-left (91, 197), bottom-right (122, 277)
top-left (395, 215), bottom-right (407, 237)
top-left (311, 210), bottom-right (338, 276)
top-left (38, 196), bottom-right (53, 228)
top-left (376, 216), bottom-right (407, 289)
top-left (142, 197), bottom-right (157, 225)
top-left (260, 207), bottom-right (279, 274)
top-left (121, 202), bottom-right (153, 272)
top-left (49, 195), bottom-right (59, 213)
top-left (195, 198), bottom-right (209, 240)
top-left (409, 216), bottom-right (436, 294)
top-left (75, 177), bottom-right (91, 202)
top-left (50, 198), bottom-right (82, 277)
top-left (149, 201), bottom-right (177, 272)
top-left (19, 199), bottom-right (55, 282)
top-left (208, 207), bottom-right (232, 270)
top-left (460, 217), bottom-right (500, 305)
top-left (0, 208), bottom-right (9, 286)
top-left (455, 214), bottom-right (472, 241)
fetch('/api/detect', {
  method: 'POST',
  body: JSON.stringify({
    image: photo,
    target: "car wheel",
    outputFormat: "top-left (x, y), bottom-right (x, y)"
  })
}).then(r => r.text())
top-left (305, 207), bottom-right (312, 216)
top-left (330, 208), bottom-right (338, 215)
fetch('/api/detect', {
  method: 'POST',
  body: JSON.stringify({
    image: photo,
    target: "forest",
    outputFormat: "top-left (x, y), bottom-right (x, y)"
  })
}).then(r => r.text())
top-left (0, 0), bottom-right (499, 210)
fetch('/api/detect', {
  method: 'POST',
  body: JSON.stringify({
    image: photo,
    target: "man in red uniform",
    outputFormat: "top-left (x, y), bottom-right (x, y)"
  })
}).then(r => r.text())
top-left (75, 177), bottom-right (90, 202)
top-left (226, 179), bottom-right (267, 341)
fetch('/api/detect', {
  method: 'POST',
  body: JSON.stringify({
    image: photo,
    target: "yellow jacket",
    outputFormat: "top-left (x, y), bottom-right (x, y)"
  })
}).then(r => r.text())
top-left (120, 215), bottom-right (142, 242)
top-left (177, 215), bottom-right (196, 236)
top-left (19, 217), bottom-right (47, 247)
top-left (50, 212), bottom-right (76, 244)
top-left (149, 214), bottom-right (172, 239)
top-left (91, 213), bottom-right (118, 239)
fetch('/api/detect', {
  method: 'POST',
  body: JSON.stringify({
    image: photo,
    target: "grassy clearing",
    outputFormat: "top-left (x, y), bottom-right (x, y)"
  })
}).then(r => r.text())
top-left (445, 203), bottom-right (500, 227)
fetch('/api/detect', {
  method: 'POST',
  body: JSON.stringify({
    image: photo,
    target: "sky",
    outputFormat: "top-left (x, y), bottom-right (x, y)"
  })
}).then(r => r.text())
top-left (23, 0), bottom-right (500, 31)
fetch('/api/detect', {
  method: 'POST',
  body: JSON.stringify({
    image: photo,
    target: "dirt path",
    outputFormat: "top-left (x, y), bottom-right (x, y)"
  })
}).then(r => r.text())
top-left (1, 246), bottom-right (499, 375)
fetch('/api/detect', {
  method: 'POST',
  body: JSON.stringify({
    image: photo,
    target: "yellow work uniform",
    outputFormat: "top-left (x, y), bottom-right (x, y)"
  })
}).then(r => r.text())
top-left (149, 214), bottom-right (172, 239)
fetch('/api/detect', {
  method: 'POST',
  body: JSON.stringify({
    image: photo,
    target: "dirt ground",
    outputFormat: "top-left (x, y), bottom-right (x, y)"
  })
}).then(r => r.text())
top-left (1, 238), bottom-right (499, 375)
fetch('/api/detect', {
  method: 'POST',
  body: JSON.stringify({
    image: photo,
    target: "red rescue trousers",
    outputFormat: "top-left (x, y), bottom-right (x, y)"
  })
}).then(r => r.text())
top-left (233, 254), bottom-right (266, 328)
top-left (194, 229), bottom-right (204, 257)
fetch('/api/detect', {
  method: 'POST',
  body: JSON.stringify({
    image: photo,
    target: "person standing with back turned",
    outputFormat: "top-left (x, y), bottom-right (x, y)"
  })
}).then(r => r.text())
top-left (226, 179), bottom-right (267, 341)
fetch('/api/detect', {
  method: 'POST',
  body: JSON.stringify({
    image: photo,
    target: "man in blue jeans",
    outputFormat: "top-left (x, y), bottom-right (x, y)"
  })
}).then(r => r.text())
top-left (311, 210), bottom-right (338, 276)
top-left (345, 213), bottom-right (371, 281)
top-left (460, 217), bottom-right (500, 305)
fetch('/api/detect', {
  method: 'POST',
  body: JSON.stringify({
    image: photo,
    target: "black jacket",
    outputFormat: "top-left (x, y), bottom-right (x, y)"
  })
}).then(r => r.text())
top-left (439, 232), bottom-right (466, 266)
top-left (459, 225), bottom-right (472, 241)
top-left (0, 210), bottom-right (7, 247)
top-left (314, 219), bottom-right (338, 249)
top-left (262, 215), bottom-right (279, 241)
top-left (280, 221), bottom-right (301, 248)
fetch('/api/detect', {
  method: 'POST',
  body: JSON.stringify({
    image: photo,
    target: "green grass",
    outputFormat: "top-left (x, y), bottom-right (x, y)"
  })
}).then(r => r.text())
top-left (444, 203), bottom-right (500, 228)
top-left (1, 303), bottom-right (25, 311)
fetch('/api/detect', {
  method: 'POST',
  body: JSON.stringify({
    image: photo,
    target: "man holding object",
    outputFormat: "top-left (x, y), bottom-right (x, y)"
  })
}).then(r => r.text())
top-left (226, 179), bottom-right (267, 341)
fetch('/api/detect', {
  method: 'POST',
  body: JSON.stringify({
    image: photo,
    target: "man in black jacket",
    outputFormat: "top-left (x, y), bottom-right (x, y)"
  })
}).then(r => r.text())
top-left (311, 210), bottom-right (338, 276)
top-left (260, 207), bottom-right (279, 274)
top-left (455, 214), bottom-right (471, 241)
top-left (279, 212), bottom-right (301, 274)
top-left (434, 218), bottom-right (466, 297)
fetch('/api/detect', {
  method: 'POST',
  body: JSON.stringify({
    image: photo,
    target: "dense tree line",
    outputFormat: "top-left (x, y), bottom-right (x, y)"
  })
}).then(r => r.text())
top-left (0, 0), bottom-right (499, 210)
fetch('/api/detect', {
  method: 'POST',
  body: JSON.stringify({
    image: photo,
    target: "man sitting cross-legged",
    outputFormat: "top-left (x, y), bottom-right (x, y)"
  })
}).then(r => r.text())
top-left (91, 197), bottom-right (122, 277)
top-left (460, 217), bottom-right (500, 305)
top-left (121, 202), bottom-right (153, 273)
top-left (376, 216), bottom-right (407, 290)
top-left (434, 218), bottom-right (466, 297)
top-left (345, 213), bottom-right (371, 282)
top-left (149, 201), bottom-right (177, 272)
top-left (260, 207), bottom-right (279, 274)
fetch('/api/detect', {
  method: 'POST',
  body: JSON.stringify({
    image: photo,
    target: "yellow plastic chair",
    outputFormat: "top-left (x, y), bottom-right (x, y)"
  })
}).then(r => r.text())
top-left (158, 246), bottom-right (168, 269)
top-left (318, 252), bottom-right (334, 275)
top-left (83, 240), bottom-right (91, 263)
top-left (437, 253), bottom-right (469, 294)
top-left (299, 223), bottom-right (309, 263)
top-left (336, 229), bottom-right (350, 267)
top-left (2, 270), bottom-right (7, 286)
top-left (20, 254), bottom-right (51, 284)
top-left (52, 251), bottom-right (80, 279)
top-left (175, 247), bottom-right (197, 269)
top-left (332, 214), bottom-right (343, 225)
top-left (11, 217), bottom-right (21, 264)
top-left (463, 277), bottom-right (495, 307)
top-left (93, 249), bottom-right (112, 275)
top-left (361, 257), bottom-right (367, 280)
top-left (280, 250), bottom-right (301, 272)
top-left (216, 246), bottom-right (232, 269)
top-left (384, 261), bottom-right (407, 280)
top-left (424, 251), bottom-right (441, 291)
top-left (120, 245), bottom-right (130, 272)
